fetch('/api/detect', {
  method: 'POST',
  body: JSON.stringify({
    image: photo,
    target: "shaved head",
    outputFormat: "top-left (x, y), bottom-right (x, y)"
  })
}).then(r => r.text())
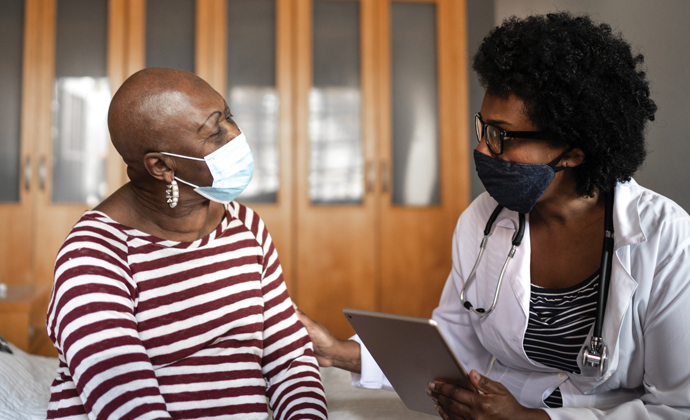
top-left (108, 68), bottom-right (218, 171)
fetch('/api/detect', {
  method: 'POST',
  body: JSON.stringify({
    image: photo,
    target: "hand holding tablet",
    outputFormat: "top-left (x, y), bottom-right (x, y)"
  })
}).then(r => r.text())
top-left (344, 308), bottom-right (477, 416)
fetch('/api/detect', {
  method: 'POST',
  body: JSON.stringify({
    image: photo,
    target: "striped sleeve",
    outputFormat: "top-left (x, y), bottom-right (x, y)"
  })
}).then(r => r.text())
top-left (46, 217), bottom-right (173, 420)
top-left (233, 203), bottom-right (328, 420)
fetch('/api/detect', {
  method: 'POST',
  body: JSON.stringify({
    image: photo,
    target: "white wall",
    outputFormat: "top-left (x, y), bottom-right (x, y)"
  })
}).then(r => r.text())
top-left (467, 0), bottom-right (690, 211)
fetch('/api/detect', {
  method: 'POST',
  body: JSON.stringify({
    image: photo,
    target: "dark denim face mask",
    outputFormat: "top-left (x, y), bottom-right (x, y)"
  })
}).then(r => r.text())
top-left (473, 148), bottom-right (572, 214)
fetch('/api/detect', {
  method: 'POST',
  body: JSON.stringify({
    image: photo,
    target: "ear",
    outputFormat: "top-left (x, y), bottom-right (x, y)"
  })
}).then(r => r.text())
top-left (561, 147), bottom-right (585, 169)
top-left (143, 152), bottom-right (175, 184)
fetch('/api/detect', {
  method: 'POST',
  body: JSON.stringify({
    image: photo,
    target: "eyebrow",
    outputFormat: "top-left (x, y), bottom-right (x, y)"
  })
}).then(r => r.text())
top-left (197, 111), bottom-right (222, 133)
top-left (484, 117), bottom-right (516, 128)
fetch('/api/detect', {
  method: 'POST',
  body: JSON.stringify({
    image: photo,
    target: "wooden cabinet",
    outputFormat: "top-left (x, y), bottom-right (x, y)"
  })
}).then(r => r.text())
top-left (294, 0), bottom-right (469, 338)
top-left (0, 284), bottom-right (57, 357)
top-left (0, 0), bottom-right (469, 348)
top-left (0, 0), bottom-right (131, 292)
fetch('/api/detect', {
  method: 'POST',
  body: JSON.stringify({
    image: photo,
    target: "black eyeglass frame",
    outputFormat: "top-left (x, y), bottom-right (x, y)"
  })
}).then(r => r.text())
top-left (475, 112), bottom-right (554, 155)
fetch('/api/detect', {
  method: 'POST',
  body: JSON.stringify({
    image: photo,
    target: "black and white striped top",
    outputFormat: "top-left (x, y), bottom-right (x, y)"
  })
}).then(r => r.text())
top-left (524, 271), bottom-right (600, 408)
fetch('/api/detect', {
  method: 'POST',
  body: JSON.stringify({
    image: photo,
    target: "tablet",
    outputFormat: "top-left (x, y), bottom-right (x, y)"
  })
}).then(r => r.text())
top-left (343, 308), bottom-right (476, 417)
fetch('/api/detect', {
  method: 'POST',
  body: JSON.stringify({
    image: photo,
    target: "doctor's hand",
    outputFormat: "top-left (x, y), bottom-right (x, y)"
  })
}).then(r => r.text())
top-left (294, 305), bottom-right (362, 373)
top-left (428, 370), bottom-right (549, 420)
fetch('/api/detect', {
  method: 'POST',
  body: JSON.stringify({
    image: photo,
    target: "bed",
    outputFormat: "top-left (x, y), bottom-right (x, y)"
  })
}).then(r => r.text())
top-left (0, 341), bottom-right (58, 420)
top-left (0, 340), bottom-right (435, 420)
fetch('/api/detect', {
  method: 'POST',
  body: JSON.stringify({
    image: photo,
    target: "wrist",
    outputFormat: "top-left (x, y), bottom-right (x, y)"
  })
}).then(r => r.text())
top-left (331, 339), bottom-right (361, 373)
top-left (521, 408), bottom-right (550, 420)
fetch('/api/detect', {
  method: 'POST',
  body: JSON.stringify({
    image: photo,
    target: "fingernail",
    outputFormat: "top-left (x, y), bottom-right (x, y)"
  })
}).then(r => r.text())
top-left (431, 396), bottom-right (438, 404)
top-left (428, 381), bottom-right (435, 391)
top-left (426, 387), bottom-right (432, 396)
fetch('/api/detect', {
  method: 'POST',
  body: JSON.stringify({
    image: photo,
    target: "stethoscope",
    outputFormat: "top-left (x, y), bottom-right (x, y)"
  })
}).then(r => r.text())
top-left (459, 192), bottom-right (615, 378)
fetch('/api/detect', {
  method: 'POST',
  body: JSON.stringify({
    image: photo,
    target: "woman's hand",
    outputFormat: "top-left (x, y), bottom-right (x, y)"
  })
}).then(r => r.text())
top-left (294, 305), bottom-right (362, 372)
top-left (428, 370), bottom-right (549, 420)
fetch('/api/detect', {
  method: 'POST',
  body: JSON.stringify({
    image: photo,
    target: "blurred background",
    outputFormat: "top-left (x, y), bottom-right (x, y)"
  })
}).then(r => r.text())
top-left (0, 0), bottom-right (687, 356)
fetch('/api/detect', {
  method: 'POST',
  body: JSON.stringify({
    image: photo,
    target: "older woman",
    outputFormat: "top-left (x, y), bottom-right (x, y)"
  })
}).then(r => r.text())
top-left (46, 68), bottom-right (327, 420)
top-left (297, 12), bottom-right (690, 420)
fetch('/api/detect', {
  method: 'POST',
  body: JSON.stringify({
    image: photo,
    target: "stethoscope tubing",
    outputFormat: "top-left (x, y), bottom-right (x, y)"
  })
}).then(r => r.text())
top-left (460, 207), bottom-right (525, 316)
top-left (460, 193), bottom-right (614, 377)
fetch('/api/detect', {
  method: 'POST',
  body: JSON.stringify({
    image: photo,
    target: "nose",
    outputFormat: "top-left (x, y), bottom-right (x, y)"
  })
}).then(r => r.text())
top-left (475, 134), bottom-right (491, 156)
top-left (224, 123), bottom-right (241, 144)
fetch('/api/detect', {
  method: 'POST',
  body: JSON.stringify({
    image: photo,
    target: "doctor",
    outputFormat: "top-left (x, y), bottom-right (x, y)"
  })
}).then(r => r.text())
top-left (297, 12), bottom-right (690, 420)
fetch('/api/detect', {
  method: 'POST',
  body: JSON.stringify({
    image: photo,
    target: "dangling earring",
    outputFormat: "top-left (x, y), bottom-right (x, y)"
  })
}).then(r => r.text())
top-left (166, 179), bottom-right (179, 208)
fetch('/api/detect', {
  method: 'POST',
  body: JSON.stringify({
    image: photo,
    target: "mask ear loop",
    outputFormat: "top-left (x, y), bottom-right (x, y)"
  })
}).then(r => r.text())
top-left (548, 146), bottom-right (576, 173)
top-left (159, 151), bottom-right (205, 162)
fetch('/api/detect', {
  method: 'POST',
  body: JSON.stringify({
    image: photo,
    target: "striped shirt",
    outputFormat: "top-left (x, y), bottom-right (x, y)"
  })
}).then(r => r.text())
top-left (46, 203), bottom-right (327, 420)
top-left (524, 272), bottom-right (599, 408)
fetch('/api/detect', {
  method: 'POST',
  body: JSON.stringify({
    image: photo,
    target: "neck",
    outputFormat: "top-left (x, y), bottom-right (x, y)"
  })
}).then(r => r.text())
top-left (117, 182), bottom-right (224, 242)
top-left (530, 177), bottom-right (604, 227)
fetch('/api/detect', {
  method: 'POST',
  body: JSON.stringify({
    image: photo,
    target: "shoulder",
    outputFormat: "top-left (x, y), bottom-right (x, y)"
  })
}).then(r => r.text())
top-left (615, 181), bottom-right (690, 282)
top-left (54, 212), bottom-right (134, 294)
top-left (226, 202), bottom-right (270, 244)
top-left (58, 211), bottom-right (130, 258)
top-left (55, 212), bottom-right (131, 283)
top-left (617, 181), bottom-right (690, 248)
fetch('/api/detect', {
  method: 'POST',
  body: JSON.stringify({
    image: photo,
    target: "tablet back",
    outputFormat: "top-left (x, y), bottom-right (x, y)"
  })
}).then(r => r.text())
top-left (343, 308), bottom-right (475, 417)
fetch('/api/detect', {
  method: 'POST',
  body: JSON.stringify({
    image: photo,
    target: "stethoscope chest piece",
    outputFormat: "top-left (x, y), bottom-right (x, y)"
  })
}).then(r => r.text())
top-left (582, 336), bottom-right (608, 377)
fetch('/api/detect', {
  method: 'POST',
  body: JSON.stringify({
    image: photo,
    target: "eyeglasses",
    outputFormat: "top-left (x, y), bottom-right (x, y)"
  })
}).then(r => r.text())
top-left (475, 112), bottom-right (553, 155)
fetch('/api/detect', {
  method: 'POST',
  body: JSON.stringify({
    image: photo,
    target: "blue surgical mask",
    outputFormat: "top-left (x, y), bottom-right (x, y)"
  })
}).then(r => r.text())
top-left (473, 148), bottom-right (571, 214)
top-left (160, 131), bottom-right (254, 204)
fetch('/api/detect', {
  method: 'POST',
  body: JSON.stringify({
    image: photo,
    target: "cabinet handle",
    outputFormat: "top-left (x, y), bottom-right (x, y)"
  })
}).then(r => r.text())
top-left (39, 156), bottom-right (47, 191)
top-left (381, 160), bottom-right (391, 194)
top-left (24, 156), bottom-right (31, 191)
top-left (366, 160), bottom-right (376, 193)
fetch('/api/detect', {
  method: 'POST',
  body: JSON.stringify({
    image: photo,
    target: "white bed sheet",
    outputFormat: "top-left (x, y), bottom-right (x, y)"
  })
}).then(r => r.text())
top-left (0, 345), bottom-right (438, 420)
top-left (0, 343), bottom-right (58, 420)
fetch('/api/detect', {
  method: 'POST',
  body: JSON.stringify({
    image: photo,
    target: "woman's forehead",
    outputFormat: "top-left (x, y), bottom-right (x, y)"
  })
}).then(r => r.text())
top-left (480, 93), bottom-right (535, 130)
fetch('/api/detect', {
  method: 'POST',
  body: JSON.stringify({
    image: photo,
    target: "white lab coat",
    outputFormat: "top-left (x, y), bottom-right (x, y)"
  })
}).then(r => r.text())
top-left (352, 180), bottom-right (690, 419)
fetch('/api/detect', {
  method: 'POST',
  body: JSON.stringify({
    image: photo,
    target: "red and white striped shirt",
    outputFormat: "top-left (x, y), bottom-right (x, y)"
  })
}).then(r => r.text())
top-left (46, 203), bottom-right (327, 420)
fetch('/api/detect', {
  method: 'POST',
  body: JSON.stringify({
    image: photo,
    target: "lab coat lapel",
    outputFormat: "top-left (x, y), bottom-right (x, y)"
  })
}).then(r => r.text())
top-left (571, 181), bottom-right (645, 393)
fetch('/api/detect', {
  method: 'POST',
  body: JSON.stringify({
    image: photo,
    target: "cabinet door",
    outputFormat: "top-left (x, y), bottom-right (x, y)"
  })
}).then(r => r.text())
top-left (378, 0), bottom-right (468, 318)
top-left (295, 0), bottom-right (379, 339)
top-left (295, 0), bottom-right (468, 338)
top-left (196, 0), bottom-right (296, 293)
top-left (31, 0), bottom-right (128, 287)
top-left (0, 0), bottom-right (32, 285)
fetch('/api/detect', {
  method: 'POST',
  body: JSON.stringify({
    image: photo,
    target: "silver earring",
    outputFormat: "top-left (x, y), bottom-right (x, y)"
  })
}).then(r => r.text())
top-left (166, 179), bottom-right (179, 208)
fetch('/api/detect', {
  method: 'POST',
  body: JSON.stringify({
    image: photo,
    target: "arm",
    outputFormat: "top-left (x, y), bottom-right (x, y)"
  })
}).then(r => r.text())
top-left (46, 224), bottom-right (172, 419)
top-left (294, 307), bottom-right (361, 372)
top-left (294, 309), bottom-right (397, 392)
top-left (253, 214), bottom-right (327, 420)
top-left (296, 208), bottom-right (495, 392)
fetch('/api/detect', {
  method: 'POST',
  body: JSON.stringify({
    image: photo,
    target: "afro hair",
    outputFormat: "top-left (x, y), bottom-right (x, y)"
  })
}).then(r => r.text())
top-left (473, 12), bottom-right (657, 197)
